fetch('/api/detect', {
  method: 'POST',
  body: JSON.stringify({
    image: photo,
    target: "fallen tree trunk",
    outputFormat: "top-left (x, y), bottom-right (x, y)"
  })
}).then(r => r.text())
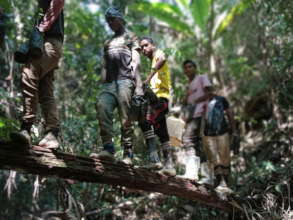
top-left (0, 141), bottom-right (237, 212)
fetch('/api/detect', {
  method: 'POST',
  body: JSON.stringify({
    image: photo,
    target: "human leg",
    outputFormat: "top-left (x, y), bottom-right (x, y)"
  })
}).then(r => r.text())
top-left (36, 38), bottom-right (62, 148)
top-left (95, 90), bottom-right (118, 159)
top-left (199, 136), bottom-right (217, 186)
top-left (181, 118), bottom-right (201, 180)
top-left (117, 80), bottom-right (135, 163)
top-left (38, 71), bottom-right (60, 149)
top-left (154, 109), bottom-right (176, 176)
top-left (214, 133), bottom-right (232, 193)
top-left (10, 61), bottom-right (42, 145)
top-left (139, 120), bottom-right (162, 169)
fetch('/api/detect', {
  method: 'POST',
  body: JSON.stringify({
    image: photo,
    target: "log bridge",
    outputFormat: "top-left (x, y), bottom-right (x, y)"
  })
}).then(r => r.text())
top-left (0, 141), bottom-right (240, 212)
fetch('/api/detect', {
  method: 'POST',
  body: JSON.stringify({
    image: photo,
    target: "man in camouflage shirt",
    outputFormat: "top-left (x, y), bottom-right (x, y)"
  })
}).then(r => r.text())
top-left (92, 7), bottom-right (143, 163)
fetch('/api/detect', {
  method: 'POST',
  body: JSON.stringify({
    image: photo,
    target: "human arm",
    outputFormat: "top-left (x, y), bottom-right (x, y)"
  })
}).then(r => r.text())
top-left (193, 75), bottom-right (214, 104)
top-left (38, 0), bottom-right (64, 32)
top-left (132, 49), bottom-right (144, 96)
top-left (225, 108), bottom-right (237, 134)
top-left (144, 51), bottom-right (166, 85)
top-left (226, 106), bottom-right (240, 154)
top-left (194, 86), bottom-right (215, 103)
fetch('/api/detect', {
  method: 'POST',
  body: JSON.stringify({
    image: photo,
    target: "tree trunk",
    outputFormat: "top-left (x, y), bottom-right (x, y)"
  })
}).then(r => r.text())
top-left (0, 141), bottom-right (238, 212)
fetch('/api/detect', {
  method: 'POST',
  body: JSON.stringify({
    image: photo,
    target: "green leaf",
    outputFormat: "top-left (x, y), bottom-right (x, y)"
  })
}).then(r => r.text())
top-left (215, 0), bottom-right (256, 37)
top-left (130, 2), bottom-right (193, 35)
top-left (175, 0), bottom-right (190, 8)
top-left (1, 0), bottom-right (11, 11)
top-left (0, 121), bottom-right (5, 128)
top-left (150, 2), bottom-right (184, 17)
top-left (190, 0), bottom-right (211, 31)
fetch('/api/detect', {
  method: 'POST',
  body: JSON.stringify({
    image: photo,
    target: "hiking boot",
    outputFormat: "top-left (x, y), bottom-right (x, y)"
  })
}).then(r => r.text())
top-left (161, 157), bottom-right (176, 176)
top-left (91, 150), bottom-right (115, 160)
top-left (214, 185), bottom-right (233, 201)
top-left (90, 150), bottom-right (115, 160)
top-left (215, 184), bottom-right (233, 195)
top-left (214, 175), bottom-right (233, 199)
top-left (90, 143), bottom-right (115, 160)
top-left (160, 149), bottom-right (176, 176)
top-left (39, 131), bottom-right (59, 149)
top-left (198, 162), bottom-right (214, 186)
top-left (143, 150), bottom-right (163, 170)
top-left (122, 157), bottom-right (132, 165)
top-left (144, 161), bottom-right (163, 170)
top-left (10, 130), bottom-right (31, 146)
top-left (215, 174), bottom-right (233, 190)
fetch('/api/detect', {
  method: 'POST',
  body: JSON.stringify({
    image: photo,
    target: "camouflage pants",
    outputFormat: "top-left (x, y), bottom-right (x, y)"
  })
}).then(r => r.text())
top-left (21, 38), bottom-right (62, 131)
top-left (96, 79), bottom-right (135, 148)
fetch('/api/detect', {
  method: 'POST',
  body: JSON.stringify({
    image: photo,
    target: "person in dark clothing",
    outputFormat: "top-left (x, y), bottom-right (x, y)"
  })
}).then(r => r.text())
top-left (91, 7), bottom-right (143, 164)
top-left (11, 0), bottom-right (64, 149)
top-left (202, 95), bottom-right (237, 194)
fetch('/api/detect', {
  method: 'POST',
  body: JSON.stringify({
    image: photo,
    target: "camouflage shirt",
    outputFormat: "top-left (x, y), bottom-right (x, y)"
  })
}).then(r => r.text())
top-left (104, 31), bottom-right (139, 82)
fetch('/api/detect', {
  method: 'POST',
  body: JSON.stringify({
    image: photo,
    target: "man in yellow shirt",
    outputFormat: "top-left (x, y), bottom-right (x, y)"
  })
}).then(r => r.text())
top-left (139, 37), bottom-right (175, 176)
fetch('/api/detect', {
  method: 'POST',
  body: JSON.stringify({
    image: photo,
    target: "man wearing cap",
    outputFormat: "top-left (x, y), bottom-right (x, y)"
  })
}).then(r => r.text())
top-left (93, 7), bottom-right (143, 163)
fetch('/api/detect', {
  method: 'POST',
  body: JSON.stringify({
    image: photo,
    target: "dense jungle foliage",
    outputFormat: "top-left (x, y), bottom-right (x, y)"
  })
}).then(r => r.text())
top-left (0, 0), bottom-right (292, 219)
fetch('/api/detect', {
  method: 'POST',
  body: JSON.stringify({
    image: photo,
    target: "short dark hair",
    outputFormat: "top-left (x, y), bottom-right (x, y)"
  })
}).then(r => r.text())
top-left (183, 60), bottom-right (197, 69)
top-left (139, 36), bottom-right (154, 44)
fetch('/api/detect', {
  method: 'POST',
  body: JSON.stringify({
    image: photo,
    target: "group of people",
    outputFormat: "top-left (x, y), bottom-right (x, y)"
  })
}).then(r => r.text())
top-left (180, 60), bottom-right (237, 193)
top-left (11, 2), bottom-right (237, 194)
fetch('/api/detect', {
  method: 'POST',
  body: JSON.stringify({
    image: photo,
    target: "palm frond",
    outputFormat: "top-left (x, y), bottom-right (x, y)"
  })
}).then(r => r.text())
top-left (130, 1), bottom-right (193, 35)
top-left (175, 0), bottom-right (191, 8)
top-left (214, 0), bottom-right (256, 37)
top-left (190, 0), bottom-right (211, 31)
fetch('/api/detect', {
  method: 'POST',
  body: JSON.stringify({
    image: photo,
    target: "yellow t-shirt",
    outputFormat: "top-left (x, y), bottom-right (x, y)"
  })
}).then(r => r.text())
top-left (150, 49), bottom-right (171, 99)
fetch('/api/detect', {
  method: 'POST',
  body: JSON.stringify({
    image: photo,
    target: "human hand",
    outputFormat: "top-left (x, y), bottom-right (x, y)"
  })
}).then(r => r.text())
top-left (36, 25), bottom-right (44, 33)
top-left (135, 87), bottom-right (144, 96)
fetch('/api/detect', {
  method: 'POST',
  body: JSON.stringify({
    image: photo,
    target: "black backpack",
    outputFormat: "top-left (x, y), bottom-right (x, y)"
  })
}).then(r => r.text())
top-left (204, 96), bottom-right (228, 136)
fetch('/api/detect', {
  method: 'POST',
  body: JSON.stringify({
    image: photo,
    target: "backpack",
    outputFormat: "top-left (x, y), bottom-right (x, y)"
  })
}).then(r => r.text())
top-left (204, 96), bottom-right (228, 136)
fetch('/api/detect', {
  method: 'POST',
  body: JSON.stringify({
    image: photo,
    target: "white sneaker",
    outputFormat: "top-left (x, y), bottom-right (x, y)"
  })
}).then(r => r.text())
top-left (215, 184), bottom-right (234, 200)
top-left (38, 132), bottom-right (59, 149)
top-left (143, 161), bottom-right (163, 170)
top-left (122, 157), bottom-right (133, 165)
top-left (214, 176), bottom-right (233, 195)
